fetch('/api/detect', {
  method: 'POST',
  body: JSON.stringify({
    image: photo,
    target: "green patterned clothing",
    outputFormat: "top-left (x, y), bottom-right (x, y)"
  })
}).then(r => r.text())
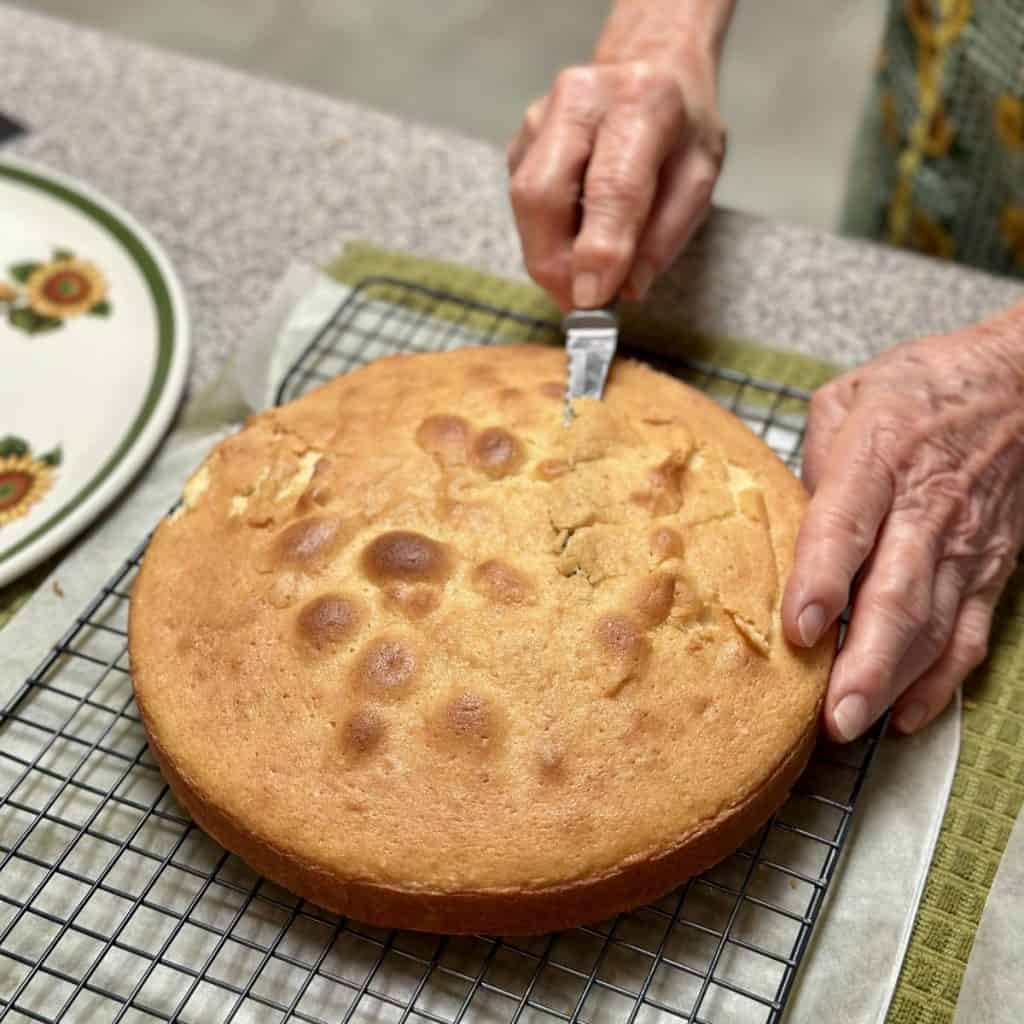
top-left (842, 0), bottom-right (1024, 279)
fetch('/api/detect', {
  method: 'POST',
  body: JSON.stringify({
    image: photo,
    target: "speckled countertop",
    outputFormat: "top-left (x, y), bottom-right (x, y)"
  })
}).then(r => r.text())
top-left (4, 11), bottom-right (1024, 1022)
top-left (1, 4), bottom-right (1021, 394)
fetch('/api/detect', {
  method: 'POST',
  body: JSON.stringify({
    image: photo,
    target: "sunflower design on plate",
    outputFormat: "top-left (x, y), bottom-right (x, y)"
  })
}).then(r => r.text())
top-left (0, 436), bottom-right (62, 527)
top-left (1, 248), bottom-right (112, 336)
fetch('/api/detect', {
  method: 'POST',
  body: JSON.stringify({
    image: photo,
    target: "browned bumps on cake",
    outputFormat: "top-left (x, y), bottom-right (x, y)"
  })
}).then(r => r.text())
top-left (129, 344), bottom-right (833, 935)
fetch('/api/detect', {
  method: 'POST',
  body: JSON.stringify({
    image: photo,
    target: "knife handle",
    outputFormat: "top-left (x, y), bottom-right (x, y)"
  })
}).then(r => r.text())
top-left (562, 303), bottom-right (618, 332)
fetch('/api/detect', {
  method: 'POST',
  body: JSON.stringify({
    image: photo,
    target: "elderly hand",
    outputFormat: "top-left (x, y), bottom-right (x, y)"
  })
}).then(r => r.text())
top-left (507, 1), bottom-right (732, 310)
top-left (782, 309), bottom-right (1024, 741)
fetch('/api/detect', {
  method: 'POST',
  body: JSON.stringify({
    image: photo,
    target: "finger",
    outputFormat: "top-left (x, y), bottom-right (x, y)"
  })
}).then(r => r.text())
top-left (823, 512), bottom-right (941, 742)
top-left (887, 558), bottom-right (963, 696)
top-left (506, 96), bottom-right (548, 175)
top-left (782, 409), bottom-right (896, 649)
top-left (506, 135), bottom-right (529, 177)
top-left (800, 382), bottom-right (851, 493)
top-left (621, 147), bottom-right (718, 301)
top-left (573, 91), bottom-right (684, 307)
top-left (509, 71), bottom-right (605, 307)
top-left (891, 594), bottom-right (995, 734)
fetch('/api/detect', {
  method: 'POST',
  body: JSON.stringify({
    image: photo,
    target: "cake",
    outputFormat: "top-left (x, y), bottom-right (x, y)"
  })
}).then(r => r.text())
top-left (128, 343), bottom-right (833, 934)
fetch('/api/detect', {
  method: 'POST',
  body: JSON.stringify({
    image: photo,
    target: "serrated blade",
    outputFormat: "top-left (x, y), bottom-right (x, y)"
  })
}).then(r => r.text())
top-left (563, 306), bottom-right (618, 424)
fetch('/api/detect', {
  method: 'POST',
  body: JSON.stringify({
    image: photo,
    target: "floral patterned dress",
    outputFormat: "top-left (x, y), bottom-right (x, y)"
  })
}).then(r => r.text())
top-left (842, 0), bottom-right (1024, 278)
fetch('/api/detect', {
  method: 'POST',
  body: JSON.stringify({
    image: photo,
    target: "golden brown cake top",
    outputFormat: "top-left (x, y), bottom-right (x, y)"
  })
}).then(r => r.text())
top-left (130, 344), bottom-right (829, 894)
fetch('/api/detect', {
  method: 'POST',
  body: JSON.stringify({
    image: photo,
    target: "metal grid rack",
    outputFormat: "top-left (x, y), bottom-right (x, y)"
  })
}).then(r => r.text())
top-left (1, 277), bottom-right (883, 1024)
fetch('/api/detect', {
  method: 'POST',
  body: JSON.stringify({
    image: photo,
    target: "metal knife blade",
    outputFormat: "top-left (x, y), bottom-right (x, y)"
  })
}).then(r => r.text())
top-left (562, 305), bottom-right (619, 424)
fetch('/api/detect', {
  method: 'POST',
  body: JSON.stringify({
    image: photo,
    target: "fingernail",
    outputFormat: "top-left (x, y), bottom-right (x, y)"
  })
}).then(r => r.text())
top-left (797, 603), bottom-right (825, 647)
top-left (896, 702), bottom-right (927, 734)
top-left (833, 694), bottom-right (871, 743)
top-left (627, 259), bottom-right (655, 300)
top-left (573, 271), bottom-right (600, 309)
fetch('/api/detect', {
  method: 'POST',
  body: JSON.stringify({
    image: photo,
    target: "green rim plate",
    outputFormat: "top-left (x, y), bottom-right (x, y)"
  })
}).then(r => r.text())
top-left (0, 159), bottom-right (189, 587)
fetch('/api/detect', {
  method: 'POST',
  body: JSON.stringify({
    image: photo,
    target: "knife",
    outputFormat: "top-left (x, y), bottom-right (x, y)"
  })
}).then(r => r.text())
top-left (562, 304), bottom-right (619, 424)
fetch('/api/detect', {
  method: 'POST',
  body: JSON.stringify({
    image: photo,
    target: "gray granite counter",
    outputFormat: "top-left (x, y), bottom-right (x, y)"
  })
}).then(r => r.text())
top-left (2, 11), bottom-right (1023, 1024)
top-left (3, 6), bottom-right (1020, 394)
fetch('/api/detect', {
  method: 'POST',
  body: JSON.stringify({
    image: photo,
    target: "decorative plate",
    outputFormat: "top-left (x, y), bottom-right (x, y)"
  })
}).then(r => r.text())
top-left (0, 159), bottom-right (189, 588)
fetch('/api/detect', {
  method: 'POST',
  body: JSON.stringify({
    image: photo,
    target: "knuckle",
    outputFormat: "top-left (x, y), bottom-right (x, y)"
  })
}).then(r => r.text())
top-left (870, 580), bottom-right (931, 632)
top-left (509, 172), bottom-right (546, 212)
top-left (868, 413), bottom-right (919, 473)
top-left (525, 99), bottom-right (546, 131)
top-left (575, 233), bottom-right (632, 269)
top-left (846, 425), bottom-right (901, 493)
top-left (612, 64), bottom-right (689, 135)
top-left (960, 635), bottom-right (989, 671)
top-left (527, 255), bottom-right (565, 289)
top-left (817, 502), bottom-right (876, 560)
top-left (872, 409), bottom-right (913, 442)
top-left (619, 60), bottom-right (676, 98)
top-left (552, 70), bottom-right (604, 128)
top-left (895, 473), bottom-right (967, 533)
top-left (586, 169), bottom-right (648, 207)
top-left (809, 383), bottom-right (840, 419)
top-left (938, 556), bottom-right (972, 596)
top-left (807, 391), bottom-right (828, 422)
top-left (921, 613), bottom-right (952, 657)
top-left (553, 65), bottom-right (597, 102)
top-left (958, 542), bottom-right (1018, 595)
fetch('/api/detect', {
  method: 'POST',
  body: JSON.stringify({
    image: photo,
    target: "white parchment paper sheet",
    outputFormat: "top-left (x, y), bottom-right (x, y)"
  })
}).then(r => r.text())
top-left (0, 270), bottom-right (962, 1023)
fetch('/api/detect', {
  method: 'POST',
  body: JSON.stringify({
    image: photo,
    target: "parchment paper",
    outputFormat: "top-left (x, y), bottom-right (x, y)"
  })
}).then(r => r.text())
top-left (0, 269), bottom-right (962, 1022)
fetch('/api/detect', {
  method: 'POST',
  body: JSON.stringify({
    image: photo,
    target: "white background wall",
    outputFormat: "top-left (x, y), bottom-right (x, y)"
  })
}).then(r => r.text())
top-left (12, 0), bottom-right (886, 230)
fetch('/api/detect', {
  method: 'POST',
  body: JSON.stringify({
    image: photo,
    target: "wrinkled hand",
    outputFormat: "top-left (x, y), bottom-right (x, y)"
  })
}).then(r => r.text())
top-left (507, 53), bottom-right (725, 310)
top-left (782, 319), bottom-right (1024, 741)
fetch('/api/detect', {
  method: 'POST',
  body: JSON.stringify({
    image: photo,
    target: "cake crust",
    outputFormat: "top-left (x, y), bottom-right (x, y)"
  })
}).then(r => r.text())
top-left (129, 344), bottom-right (833, 934)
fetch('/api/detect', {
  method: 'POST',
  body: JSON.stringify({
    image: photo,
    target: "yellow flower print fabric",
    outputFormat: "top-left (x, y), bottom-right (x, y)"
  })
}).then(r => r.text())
top-left (842, 0), bottom-right (1024, 277)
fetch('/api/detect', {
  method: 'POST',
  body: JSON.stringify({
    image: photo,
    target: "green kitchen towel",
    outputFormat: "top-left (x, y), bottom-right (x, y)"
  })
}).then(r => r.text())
top-left (887, 575), bottom-right (1024, 1024)
top-left (324, 242), bottom-right (839, 395)
top-left (323, 243), bottom-right (1024, 1024)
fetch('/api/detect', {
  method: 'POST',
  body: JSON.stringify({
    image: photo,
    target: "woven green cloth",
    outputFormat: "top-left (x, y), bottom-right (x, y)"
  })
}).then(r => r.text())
top-left (842, 0), bottom-right (1024, 279)
top-left (2, 241), bottom-right (1021, 1022)
top-left (890, 578), bottom-right (1024, 1024)
top-left (325, 242), bottom-right (838, 395)
top-left (326, 244), bottom-right (1024, 1024)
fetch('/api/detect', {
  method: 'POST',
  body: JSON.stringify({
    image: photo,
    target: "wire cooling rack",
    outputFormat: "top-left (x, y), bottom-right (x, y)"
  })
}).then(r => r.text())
top-left (1, 277), bottom-right (883, 1024)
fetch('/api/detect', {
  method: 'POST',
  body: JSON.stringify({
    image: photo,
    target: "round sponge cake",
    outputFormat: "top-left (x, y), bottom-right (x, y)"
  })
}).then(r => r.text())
top-left (129, 344), bottom-right (832, 934)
